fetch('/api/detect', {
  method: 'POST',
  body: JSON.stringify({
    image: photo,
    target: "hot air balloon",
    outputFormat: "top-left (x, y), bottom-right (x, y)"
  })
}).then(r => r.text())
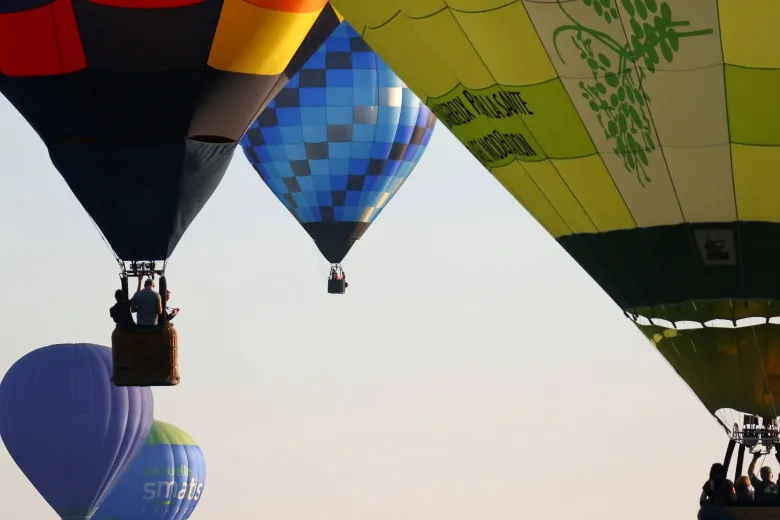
top-left (0, 343), bottom-right (154, 520)
top-left (92, 419), bottom-right (206, 520)
top-left (333, 0), bottom-right (780, 500)
top-left (239, 20), bottom-right (437, 293)
top-left (0, 0), bottom-right (341, 384)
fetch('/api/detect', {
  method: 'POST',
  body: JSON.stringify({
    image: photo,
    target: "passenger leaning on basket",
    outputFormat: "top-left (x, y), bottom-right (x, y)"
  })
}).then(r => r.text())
top-left (700, 463), bottom-right (736, 507)
top-left (109, 289), bottom-right (134, 327)
top-left (164, 290), bottom-right (180, 322)
top-left (131, 278), bottom-right (162, 327)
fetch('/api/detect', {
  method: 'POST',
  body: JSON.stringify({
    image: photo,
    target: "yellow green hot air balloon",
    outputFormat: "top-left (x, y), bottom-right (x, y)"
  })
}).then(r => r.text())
top-left (331, 0), bottom-right (780, 450)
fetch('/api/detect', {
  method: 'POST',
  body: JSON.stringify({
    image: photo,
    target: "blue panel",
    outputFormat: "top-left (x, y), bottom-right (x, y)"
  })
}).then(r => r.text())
top-left (260, 127), bottom-right (282, 145)
top-left (327, 106), bottom-right (353, 125)
top-left (352, 125), bottom-right (376, 143)
top-left (277, 108), bottom-right (302, 126)
top-left (328, 142), bottom-right (351, 159)
top-left (331, 175), bottom-right (348, 191)
top-left (352, 70), bottom-right (377, 91)
top-left (326, 69), bottom-right (354, 88)
top-left (240, 20), bottom-right (437, 228)
top-left (284, 144), bottom-right (307, 161)
top-left (309, 159), bottom-right (330, 176)
top-left (300, 88), bottom-right (326, 107)
top-left (302, 125), bottom-right (327, 142)
top-left (352, 52), bottom-right (376, 70)
top-left (350, 142), bottom-right (373, 159)
top-left (301, 107), bottom-right (327, 126)
top-left (279, 127), bottom-right (303, 144)
top-left (312, 175), bottom-right (331, 191)
top-left (326, 87), bottom-right (354, 107)
top-left (317, 191), bottom-right (333, 206)
top-left (402, 89), bottom-right (420, 107)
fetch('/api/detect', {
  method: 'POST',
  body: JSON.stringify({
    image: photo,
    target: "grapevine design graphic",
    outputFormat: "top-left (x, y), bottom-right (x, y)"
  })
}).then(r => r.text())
top-left (553, 0), bottom-right (713, 186)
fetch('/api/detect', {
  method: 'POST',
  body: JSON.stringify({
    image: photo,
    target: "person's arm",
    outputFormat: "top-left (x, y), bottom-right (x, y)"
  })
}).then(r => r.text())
top-left (748, 453), bottom-right (760, 479)
top-left (700, 489), bottom-right (708, 506)
top-left (155, 294), bottom-right (162, 316)
top-left (136, 277), bottom-right (142, 292)
top-left (130, 293), bottom-right (138, 313)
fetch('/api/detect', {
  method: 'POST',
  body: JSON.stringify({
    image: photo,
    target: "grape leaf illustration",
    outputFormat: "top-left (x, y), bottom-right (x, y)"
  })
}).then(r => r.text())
top-left (553, 0), bottom-right (713, 186)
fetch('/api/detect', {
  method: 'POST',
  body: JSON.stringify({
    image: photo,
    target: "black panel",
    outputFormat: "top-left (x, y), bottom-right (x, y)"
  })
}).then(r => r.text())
top-left (353, 106), bottom-right (378, 125)
top-left (274, 89), bottom-right (301, 108)
top-left (298, 69), bottom-right (326, 88)
top-left (47, 139), bottom-right (235, 260)
top-left (0, 72), bottom-right (98, 141)
top-left (559, 222), bottom-right (780, 310)
top-left (349, 36), bottom-right (373, 53)
top-left (89, 71), bottom-right (203, 139)
top-left (301, 221), bottom-right (371, 264)
top-left (325, 52), bottom-right (352, 69)
top-left (72, 0), bottom-right (221, 71)
top-left (327, 124), bottom-right (352, 142)
top-left (304, 142), bottom-right (329, 160)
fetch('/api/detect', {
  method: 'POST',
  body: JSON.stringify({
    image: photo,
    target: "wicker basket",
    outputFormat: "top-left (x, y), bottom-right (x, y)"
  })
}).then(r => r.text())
top-left (111, 322), bottom-right (180, 386)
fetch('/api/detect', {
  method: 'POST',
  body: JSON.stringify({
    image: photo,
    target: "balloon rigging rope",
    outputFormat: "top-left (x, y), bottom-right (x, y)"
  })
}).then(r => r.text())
top-left (86, 216), bottom-right (168, 278)
top-left (748, 324), bottom-right (779, 425)
top-left (87, 215), bottom-right (124, 270)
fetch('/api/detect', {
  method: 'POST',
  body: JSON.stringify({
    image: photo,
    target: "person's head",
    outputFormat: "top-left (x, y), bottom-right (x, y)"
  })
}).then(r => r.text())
top-left (710, 463), bottom-right (725, 480)
top-left (144, 278), bottom-right (154, 290)
top-left (736, 475), bottom-right (754, 501)
top-left (761, 466), bottom-right (773, 483)
top-left (114, 289), bottom-right (125, 302)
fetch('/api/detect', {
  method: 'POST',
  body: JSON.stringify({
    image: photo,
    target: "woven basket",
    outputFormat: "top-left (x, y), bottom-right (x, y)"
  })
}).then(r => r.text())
top-left (111, 322), bottom-right (180, 386)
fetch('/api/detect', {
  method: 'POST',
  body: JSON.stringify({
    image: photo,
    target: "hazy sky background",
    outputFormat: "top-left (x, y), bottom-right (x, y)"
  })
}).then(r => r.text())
top-left (0, 89), bottom-right (753, 519)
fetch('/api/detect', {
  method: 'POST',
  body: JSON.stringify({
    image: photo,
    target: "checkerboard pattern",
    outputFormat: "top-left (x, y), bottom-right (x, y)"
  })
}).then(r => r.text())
top-left (240, 21), bottom-right (436, 224)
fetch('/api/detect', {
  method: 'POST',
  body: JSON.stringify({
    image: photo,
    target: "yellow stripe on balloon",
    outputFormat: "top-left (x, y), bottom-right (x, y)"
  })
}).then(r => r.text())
top-left (209, 0), bottom-right (325, 75)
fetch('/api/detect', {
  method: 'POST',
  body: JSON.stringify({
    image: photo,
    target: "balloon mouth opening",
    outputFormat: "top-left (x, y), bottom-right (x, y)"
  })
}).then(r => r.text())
top-left (624, 299), bottom-right (780, 330)
top-left (188, 135), bottom-right (234, 144)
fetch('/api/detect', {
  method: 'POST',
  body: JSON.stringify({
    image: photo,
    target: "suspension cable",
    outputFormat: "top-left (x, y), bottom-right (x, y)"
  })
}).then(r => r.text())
top-left (88, 215), bottom-right (124, 271)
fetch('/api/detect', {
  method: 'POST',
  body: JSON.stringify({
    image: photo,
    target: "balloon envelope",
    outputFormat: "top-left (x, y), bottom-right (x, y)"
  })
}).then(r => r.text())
top-left (331, 1), bottom-right (780, 422)
top-left (0, 343), bottom-right (154, 520)
top-left (0, 0), bottom-right (341, 260)
top-left (240, 20), bottom-right (437, 263)
top-left (93, 419), bottom-right (206, 520)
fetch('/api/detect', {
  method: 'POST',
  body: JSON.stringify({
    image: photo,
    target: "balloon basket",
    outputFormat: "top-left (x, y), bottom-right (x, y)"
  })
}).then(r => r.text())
top-left (111, 323), bottom-right (180, 386)
top-left (701, 507), bottom-right (780, 520)
top-left (327, 278), bottom-right (346, 294)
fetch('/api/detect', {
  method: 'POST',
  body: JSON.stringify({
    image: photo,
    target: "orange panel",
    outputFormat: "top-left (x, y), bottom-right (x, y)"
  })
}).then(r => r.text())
top-left (88, 0), bottom-right (205, 8)
top-left (244, 0), bottom-right (327, 13)
top-left (0, 0), bottom-right (85, 77)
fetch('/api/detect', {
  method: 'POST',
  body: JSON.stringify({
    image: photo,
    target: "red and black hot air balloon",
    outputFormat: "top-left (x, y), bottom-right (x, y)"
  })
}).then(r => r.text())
top-left (0, 0), bottom-right (341, 385)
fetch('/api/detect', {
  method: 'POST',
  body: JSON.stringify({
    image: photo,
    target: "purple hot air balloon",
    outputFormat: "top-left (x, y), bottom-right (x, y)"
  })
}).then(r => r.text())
top-left (0, 343), bottom-right (154, 520)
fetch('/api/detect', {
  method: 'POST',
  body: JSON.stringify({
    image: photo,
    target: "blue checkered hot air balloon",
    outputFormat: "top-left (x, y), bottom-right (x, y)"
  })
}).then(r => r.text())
top-left (239, 20), bottom-right (437, 293)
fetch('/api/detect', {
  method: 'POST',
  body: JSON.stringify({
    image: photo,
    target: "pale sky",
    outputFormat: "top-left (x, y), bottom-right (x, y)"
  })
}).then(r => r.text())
top-left (0, 91), bottom-right (755, 519)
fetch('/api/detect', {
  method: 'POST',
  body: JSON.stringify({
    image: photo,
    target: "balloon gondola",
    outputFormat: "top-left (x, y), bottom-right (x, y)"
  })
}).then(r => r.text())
top-left (0, 0), bottom-right (342, 383)
top-left (240, 20), bottom-right (437, 294)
